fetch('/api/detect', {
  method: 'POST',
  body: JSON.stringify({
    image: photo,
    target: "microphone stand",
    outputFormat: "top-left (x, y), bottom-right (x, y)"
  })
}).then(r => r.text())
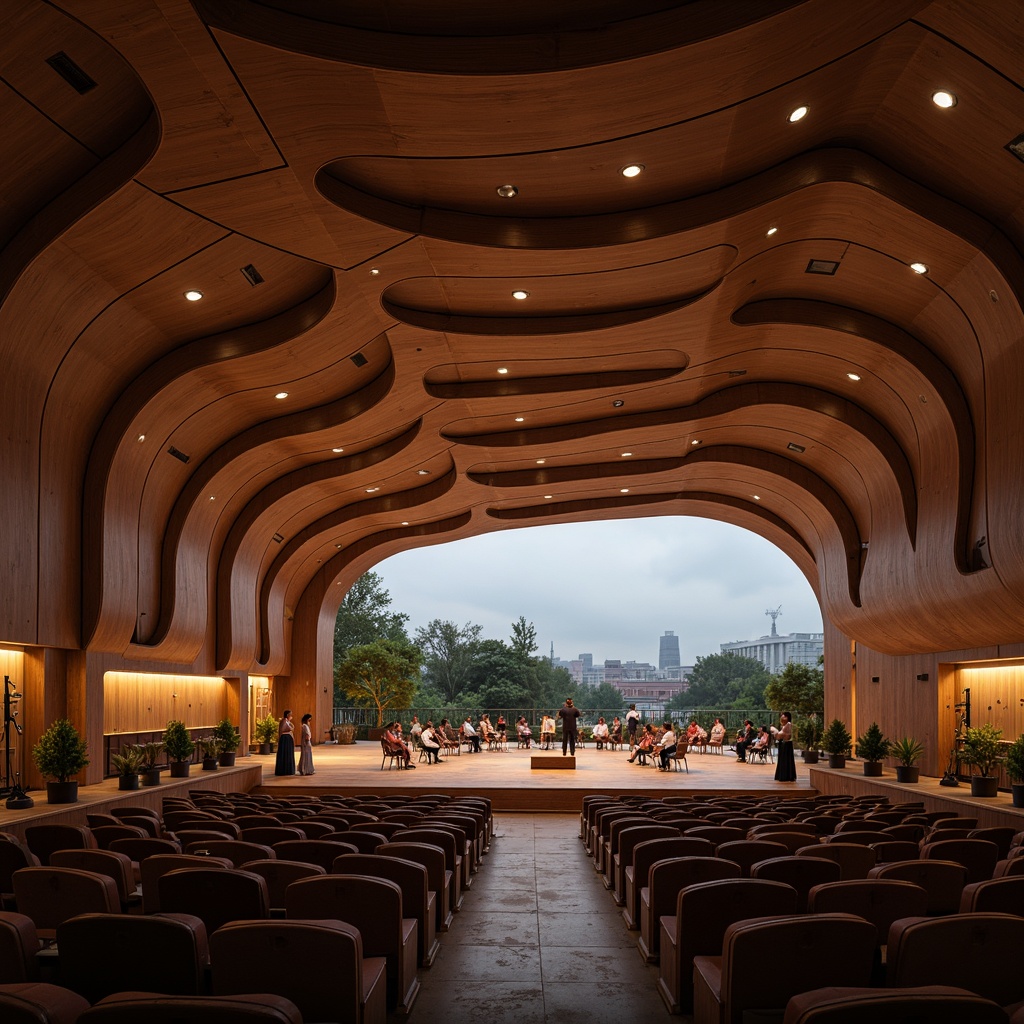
top-left (2, 675), bottom-right (34, 808)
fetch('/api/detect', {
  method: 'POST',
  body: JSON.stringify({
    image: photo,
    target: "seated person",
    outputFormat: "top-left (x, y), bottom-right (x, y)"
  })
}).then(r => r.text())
top-left (685, 720), bottom-right (701, 746)
top-left (439, 718), bottom-right (460, 753)
top-left (496, 715), bottom-right (507, 738)
top-left (420, 721), bottom-right (443, 764)
top-left (735, 720), bottom-right (755, 762)
top-left (593, 717), bottom-right (611, 749)
top-left (655, 721), bottom-right (678, 770)
top-left (384, 721), bottom-right (415, 768)
top-left (541, 714), bottom-right (556, 749)
top-left (627, 723), bottom-right (656, 764)
top-left (709, 718), bottom-right (727, 750)
top-left (610, 717), bottom-right (623, 747)
top-left (748, 726), bottom-right (771, 759)
top-left (516, 716), bottom-right (532, 747)
top-left (461, 716), bottom-right (481, 752)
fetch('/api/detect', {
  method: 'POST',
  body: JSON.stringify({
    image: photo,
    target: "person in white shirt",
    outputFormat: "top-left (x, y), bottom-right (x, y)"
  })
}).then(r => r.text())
top-left (655, 721), bottom-right (678, 770)
top-left (593, 717), bottom-right (611, 749)
top-left (420, 721), bottom-right (442, 764)
top-left (626, 704), bottom-right (641, 751)
top-left (541, 714), bottom-right (556, 749)
top-left (461, 716), bottom-right (481, 753)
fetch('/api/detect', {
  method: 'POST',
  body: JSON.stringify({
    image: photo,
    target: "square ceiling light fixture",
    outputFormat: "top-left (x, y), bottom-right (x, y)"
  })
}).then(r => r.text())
top-left (1006, 132), bottom-right (1024, 163)
top-left (806, 259), bottom-right (840, 275)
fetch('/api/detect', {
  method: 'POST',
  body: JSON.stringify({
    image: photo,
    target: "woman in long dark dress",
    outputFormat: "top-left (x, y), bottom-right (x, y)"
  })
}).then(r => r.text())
top-left (275, 709), bottom-right (295, 775)
top-left (773, 710), bottom-right (797, 781)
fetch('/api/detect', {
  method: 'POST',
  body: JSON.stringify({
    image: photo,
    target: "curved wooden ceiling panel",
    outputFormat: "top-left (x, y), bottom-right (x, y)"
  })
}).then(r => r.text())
top-left (4, 0), bottom-right (1024, 670)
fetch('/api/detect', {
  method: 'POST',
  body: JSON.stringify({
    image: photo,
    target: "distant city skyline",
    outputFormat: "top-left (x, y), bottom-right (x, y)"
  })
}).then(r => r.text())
top-left (373, 517), bottom-right (824, 666)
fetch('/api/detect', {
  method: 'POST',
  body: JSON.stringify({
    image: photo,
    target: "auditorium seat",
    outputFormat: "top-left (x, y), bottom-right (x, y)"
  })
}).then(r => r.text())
top-left (0, 912), bottom-right (40, 983)
top-left (0, 982), bottom-right (90, 1024)
top-left (78, 991), bottom-right (302, 1024)
top-left (623, 836), bottom-right (715, 930)
top-left (12, 867), bottom-right (120, 940)
top-left (782, 985), bottom-right (1008, 1024)
top-left (158, 866), bottom-right (269, 934)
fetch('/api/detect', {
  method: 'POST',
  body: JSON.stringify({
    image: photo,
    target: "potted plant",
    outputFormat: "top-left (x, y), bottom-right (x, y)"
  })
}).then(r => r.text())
top-left (32, 718), bottom-right (90, 803)
top-left (892, 736), bottom-right (924, 783)
top-left (111, 744), bottom-right (144, 790)
top-left (1005, 734), bottom-right (1024, 808)
top-left (199, 737), bottom-right (221, 771)
top-left (822, 718), bottom-right (852, 769)
top-left (254, 714), bottom-right (278, 755)
top-left (213, 718), bottom-right (240, 766)
top-left (139, 741), bottom-right (164, 786)
top-left (163, 719), bottom-right (194, 778)
top-left (855, 722), bottom-right (891, 777)
top-left (798, 715), bottom-right (822, 763)
top-left (335, 721), bottom-right (356, 745)
top-left (959, 723), bottom-right (1004, 797)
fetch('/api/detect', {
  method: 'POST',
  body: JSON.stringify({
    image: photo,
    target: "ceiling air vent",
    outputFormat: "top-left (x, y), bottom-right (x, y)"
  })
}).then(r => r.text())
top-left (727, 369), bottom-right (747, 378)
top-left (240, 264), bottom-right (264, 286)
top-left (806, 259), bottom-right (840, 276)
top-left (1006, 132), bottom-right (1024, 164)
top-left (787, 442), bottom-right (806, 453)
top-left (167, 446), bottom-right (190, 464)
top-left (350, 352), bottom-right (368, 368)
top-left (46, 52), bottom-right (96, 94)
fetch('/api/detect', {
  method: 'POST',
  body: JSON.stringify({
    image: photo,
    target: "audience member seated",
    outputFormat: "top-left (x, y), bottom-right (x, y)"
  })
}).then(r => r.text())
top-left (460, 717), bottom-right (481, 753)
top-left (541, 715), bottom-right (556, 750)
top-left (735, 720), bottom-right (755, 762)
top-left (656, 722), bottom-right (678, 771)
top-left (627, 724), bottom-right (657, 765)
top-left (516, 717), bottom-right (533, 748)
top-left (593, 718), bottom-right (611, 749)
top-left (610, 717), bottom-right (623, 749)
top-left (419, 721), bottom-right (442, 765)
top-left (383, 722), bottom-right (414, 769)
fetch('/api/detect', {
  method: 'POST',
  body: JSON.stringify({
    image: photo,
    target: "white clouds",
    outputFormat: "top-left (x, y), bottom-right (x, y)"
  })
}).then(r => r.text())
top-left (373, 517), bottom-right (822, 666)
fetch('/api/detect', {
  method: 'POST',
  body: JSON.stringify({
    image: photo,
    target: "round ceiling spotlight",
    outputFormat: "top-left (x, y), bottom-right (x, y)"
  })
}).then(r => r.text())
top-left (910, 262), bottom-right (929, 275)
top-left (332, 447), bottom-right (344, 453)
top-left (620, 164), bottom-right (644, 178)
top-left (496, 184), bottom-right (519, 198)
top-left (788, 105), bottom-right (808, 123)
top-left (932, 90), bottom-right (957, 109)
top-left (497, 367), bottom-right (508, 374)
top-left (184, 290), bottom-right (203, 301)
top-left (766, 226), bottom-right (778, 237)
top-left (847, 372), bottom-right (862, 381)
top-left (612, 400), bottom-right (625, 408)
top-left (274, 392), bottom-right (289, 400)
top-left (514, 416), bottom-right (525, 423)
top-left (512, 289), bottom-right (529, 300)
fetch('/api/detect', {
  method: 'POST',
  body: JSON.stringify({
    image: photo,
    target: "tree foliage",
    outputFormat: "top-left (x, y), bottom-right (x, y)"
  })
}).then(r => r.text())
top-left (335, 638), bottom-right (421, 727)
top-left (415, 619), bottom-right (483, 702)
top-left (670, 652), bottom-right (770, 710)
top-left (763, 660), bottom-right (824, 716)
top-left (334, 572), bottom-right (410, 661)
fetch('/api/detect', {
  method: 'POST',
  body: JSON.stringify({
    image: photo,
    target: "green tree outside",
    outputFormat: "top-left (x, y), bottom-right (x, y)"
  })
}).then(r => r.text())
top-left (335, 638), bottom-right (421, 727)
top-left (668, 652), bottom-right (770, 711)
top-left (415, 619), bottom-right (483, 702)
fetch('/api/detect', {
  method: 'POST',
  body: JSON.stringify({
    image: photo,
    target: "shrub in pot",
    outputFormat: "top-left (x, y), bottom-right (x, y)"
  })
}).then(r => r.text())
top-left (111, 744), bottom-right (144, 790)
top-left (892, 736), bottom-right (924, 783)
top-left (32, 718), bottom-right (89, 803)
top-left (213, 718), bottom-right (240, 766)
top-left (959, 723), bottom-right (1003, 797)
top-left (1004, 733), bottom-right (1024, 808)
top-left (335, 721), bottom-right (357, 745)
top-left (139, 741), bottom-right (164, 786)
top-left (254, 714), bottom-right (278, 754)
top-left (163, 719), bottom-right (194, 778)
top-left (855, 722), bottom-right (891, 777)
top-left (199, 737), bottom-right (221, 771)
top-left (822, 718), bottom-right (852, 769)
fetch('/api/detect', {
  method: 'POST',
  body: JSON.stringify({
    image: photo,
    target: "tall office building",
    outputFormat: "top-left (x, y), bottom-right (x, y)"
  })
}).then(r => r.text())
top-left (659, 631), bottom-right (681, 671)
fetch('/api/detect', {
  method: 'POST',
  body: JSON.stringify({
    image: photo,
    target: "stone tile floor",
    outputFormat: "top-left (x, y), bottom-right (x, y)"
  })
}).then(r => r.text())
top-left (410, 812), bottom-right (673, 1021)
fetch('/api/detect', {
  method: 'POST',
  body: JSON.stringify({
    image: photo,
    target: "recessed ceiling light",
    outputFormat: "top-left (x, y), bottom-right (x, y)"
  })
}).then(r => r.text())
top-left (335, 543), bottom-right (342, 549)
top-left (365, 486), bottom-right (379, 493)
top-left (620, 488), bottom-right (630, 493)
top-left (496, 184), bottom-right (519, 198)
top-left (184, 290), bottom-right (203, 301)
top-left (621, 452), bottom-right (632, 458)
top-left (536, 459), bottom-right (546, 465)
top-left (766, 226), bottom-right (778, 237)
top-left (752, 494), bottom-right (761, 501)
top-left (209, 495), bottom-right (216, 501)
top-left (932, 90), bottom-right (957, 109)
top-left (544, 495), bottom-right (553, 499)
top-left (620, 164), bottom-right (644, 178)
top-left (514, 416), bottom-right (524, 422)
top-left (847, 372), bottom-right (861, 381)
top-left (417, 469), bottom-right (429, 475)
top-left (137, 434), bottom-right (146, 443)
top-left (401, 521), bottom-right (409, 526)
top-left (275, 392), bottom-right (288, 400)
top-left (612, 400), bottom-right (625, 408)
top-left (332, 447), bottom-right (344, 453)
top-left (787, 442), bottom-right (806, 453)
top-left (512, 290), bottom-right (529, 300)
top-left (369, 267), bottom-right (380, 276)
top-left (806, 259), bottom-right (839, 275)
top-left (788, 106), bottom-right (808, 123)
top-left (497, 367), bottom-right (508, 374)
top-left (910, 262), bottom-right (929, 274)
top-left (690, 439), bottom-right (701, 446)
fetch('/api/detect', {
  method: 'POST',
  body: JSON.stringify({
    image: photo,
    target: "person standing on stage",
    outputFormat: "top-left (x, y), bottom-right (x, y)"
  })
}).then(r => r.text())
top-left (772, 711), bottom-right (797, 781)
top-left (626, 704), bottom-right (640, 751)
top-left (557, 697), bottom-right (581, 756)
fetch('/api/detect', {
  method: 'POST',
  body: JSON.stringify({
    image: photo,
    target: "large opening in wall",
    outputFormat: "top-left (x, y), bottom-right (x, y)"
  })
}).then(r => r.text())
top-left (249, 675), bottom-right (272, 748)
top-left (940, 658), bottom-right (1024, 788)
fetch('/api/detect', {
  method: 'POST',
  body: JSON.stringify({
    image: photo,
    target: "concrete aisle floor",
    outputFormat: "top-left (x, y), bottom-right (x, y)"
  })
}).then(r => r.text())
top-left (410, 812), bottom-right (673, 1022)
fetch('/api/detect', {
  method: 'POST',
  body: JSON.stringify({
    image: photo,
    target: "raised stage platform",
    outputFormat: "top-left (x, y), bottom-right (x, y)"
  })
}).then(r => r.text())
top-left (2, 743), bottom-right (1022, 837)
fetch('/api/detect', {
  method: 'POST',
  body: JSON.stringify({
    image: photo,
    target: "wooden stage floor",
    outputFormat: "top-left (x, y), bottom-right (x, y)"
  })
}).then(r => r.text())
top-left (3, 742), bottom-right (1023, 837)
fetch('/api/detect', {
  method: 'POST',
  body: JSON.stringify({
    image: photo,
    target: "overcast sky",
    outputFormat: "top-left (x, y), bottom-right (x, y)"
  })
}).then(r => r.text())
top-left (373, 517), bottom-right (823, 667)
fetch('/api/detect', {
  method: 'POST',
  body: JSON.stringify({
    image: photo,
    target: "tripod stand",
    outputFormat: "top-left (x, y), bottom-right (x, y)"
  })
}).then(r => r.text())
top-left (1, 674), bottom-right (33, 808)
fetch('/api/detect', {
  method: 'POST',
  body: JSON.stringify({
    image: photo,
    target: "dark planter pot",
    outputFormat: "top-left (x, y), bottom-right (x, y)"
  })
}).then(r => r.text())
top-left (141, 768), bottom-right (162, 787)
top-left (970, 775), bottom-right (999, 798)
top-left (827, 754), bottom-right (847, 769)
top-left (801, 750), bottom-right (819, 764)
top-left (259, 742), bottom-right (272, 755)
top-left (895, 765), bottom-right (920, 784)
top-left (202, 757), bottom-right (219, 771)
top-left (169, 761), bottom-right (191, 778)
top-left (46, 780), bottom-right (79, 804)
top-left (117, 774), bottom-right (140, 791)
top-left (863, 761), bottom-right (883, 777)
top-left (218, 752), bottom-right (237, 767)
top-left (1012, 783), bottom-right (1024, 808)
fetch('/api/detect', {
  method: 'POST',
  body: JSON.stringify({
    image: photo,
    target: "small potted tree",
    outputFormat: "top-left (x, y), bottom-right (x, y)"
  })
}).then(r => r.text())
top-left (892, 736), bottom-right (924, 783)
top-left (213, 718), bottom-right (240, 766)
top-left (798, 715), bottom-right (821, 763)
top-left (163, 719), bottom-right (194, 778)
top-left (111, 744), bottom-right (144, 790)
top-left (254, 714), bottom-right (277, 755)
top-left (199, 737), bottom-right (221, 771)
top-left (855, 722), bottom-right (891, 777)
top-left (32, 718), bottom-right (90, 803)
top-left (959, 723), bottom-right (1003, 797)
top-left (1005, 734), bottom-right (1024, 808)
top-left (139, 741), bottom-right (164, 786)
top-left (822, 718), bottom-right (852, 769)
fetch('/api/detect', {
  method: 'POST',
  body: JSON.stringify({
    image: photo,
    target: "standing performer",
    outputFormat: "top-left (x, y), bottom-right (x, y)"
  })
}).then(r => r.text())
top-left (772, 711), bottom-right (797, 781)
top-left (557, 697), bottom-right (581, 756)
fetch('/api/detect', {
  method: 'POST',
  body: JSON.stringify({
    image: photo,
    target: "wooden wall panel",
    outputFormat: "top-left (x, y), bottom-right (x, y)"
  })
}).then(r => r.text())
top-left (102, 671), bottom-right (228, 735)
